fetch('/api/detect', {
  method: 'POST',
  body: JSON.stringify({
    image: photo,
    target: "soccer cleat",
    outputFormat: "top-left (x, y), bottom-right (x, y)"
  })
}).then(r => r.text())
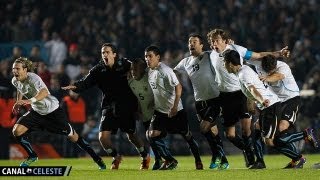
top-left (249, 161), bottom-right (266, 169)
top-left (152, 159), bottom-right (163, 170)
top-left (166, 160), bottom-right (178, 170)
top-left (111, 155), bottom-right (122, 170)
top-left (294, 157), bottom-right (306, 168)
top-left (283, 160), bottom-right (295, 169)
top-left (20, 156), bottom-right (38, 167)
top-left (304, 128), bottom-right (319, 148)
top-left (195, 161), bottom-right (204, 170)
top-left (140, 154), bottom-right (151, 170)
top-left (159, 160), bottom-right (169, 170)
top-left (219, 162), bottom-right (230, 170)
top-left (95, 158), bottom-right (106, 170)
top-left (209, 158), bottom-right (220, 169)
top-left (243, 150), bottom-right (255, 167)
top-left (159, 160), bottom-right (178, 170)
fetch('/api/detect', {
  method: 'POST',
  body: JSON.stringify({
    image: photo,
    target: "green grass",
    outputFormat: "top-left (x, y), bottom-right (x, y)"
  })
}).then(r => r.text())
top-left (1, 155), bottom-right (320, 179)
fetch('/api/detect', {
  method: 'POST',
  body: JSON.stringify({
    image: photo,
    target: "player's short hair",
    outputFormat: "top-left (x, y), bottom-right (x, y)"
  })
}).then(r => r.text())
top-left (145, 45), bottom-right (161, 56)
top-left (14, 57), bottom-right (34, 72)
top-left (132, 58), bottom-right (147, 69)
top-left (261, 55), bottom-right (277, 73)
top-left (207, 28), bottom-right (230, 42)
top-left (223, 49), bottom-right (241, 65)
top-left (189, 33), bottom-right (204, 45)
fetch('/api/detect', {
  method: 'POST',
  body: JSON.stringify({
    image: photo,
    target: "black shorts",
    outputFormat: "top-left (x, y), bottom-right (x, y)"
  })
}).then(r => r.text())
top-left (16, 107), bottom-right (72, 136)
top-left (280, 96), bottom-right (300, 124)
top-left (150, 110), bottom-right (189, 134)
top-left (259, 102), bottom-right (281, 139)
top-left (219, 90), bottom-right (250, 127)
top-left (195, 97), bottom-right (221, 123)
top-left (99, 105), bottom-right (136, 134)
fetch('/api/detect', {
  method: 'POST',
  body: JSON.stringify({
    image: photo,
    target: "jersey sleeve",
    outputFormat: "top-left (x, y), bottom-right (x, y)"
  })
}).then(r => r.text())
top-left (239, 68), bottom-right (255, 88)
top-left (73, 65), bottom-right (99, 93)
top-left (231, 44), bottom-right (253, 60)
top-left (174, 58), bottom-right (185, 72)
top-left (166, 68), bottom-right (180, 87)
top-left (277, 62), bottom-right (290, 78)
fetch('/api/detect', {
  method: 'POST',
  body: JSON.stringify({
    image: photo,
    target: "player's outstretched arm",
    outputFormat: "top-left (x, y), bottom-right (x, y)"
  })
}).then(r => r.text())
top-left (61, 85), bottom-right (77, 91)
top-left (251, 46), bottom-right (290, 60)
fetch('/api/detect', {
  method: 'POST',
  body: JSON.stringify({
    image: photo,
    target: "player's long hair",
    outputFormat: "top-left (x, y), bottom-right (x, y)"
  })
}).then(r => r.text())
top-left (207, 28), bottom-right (230, 42)
top-left (14, 57), bottom-right (35, 72)
top-left (101, 43), bottom-right (118, 60)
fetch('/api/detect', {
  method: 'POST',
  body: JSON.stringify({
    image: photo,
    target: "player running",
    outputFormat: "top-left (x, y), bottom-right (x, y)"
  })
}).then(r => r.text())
top-left (11, 57), bottom-right (106, 169)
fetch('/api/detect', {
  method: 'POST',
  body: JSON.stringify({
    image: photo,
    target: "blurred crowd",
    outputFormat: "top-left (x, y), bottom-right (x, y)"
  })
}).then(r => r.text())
top-left (1, 0), bottom-right (320, 157)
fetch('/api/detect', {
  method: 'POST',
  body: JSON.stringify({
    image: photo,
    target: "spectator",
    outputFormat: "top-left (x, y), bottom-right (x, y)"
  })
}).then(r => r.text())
top-left (63, 43), bottom-right (81, 80)
top-left (44, 32), bottom-right (67, 72)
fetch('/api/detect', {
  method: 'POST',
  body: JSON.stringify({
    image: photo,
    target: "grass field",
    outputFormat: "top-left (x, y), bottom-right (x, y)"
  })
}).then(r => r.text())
top-left (1, 154), bottom-right (320, 179)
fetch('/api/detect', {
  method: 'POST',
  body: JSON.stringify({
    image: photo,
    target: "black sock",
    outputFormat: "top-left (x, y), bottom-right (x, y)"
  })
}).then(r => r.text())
top-left (214, 135), bottom-right (228, 163)
top-left (76, 136), bottom-right (101, 161)
top-left (152, 145), bottom-right (162, 161)
top-left (202, 131), bottom-right (218, 160)
top-left (149, 136), bottom-right (174, 161)
top-left (243, 134), bottom-right (255, 164)
top-left (277, 130), bottom-right (305, 144)
top-left (137, 146), bottom-right (148, 158)
top-left (109, 149), bottom-right (118, 157)
top-left (228, 135), bottom-right (245, 150)
top-left (182, 134), bottom-right (201, 162)
top-left (253, 129), bottom-right (264, 161)
top-left (16, 136), bottom-right (37, 158)
top-left (274, 142), bottom-right (301, 161)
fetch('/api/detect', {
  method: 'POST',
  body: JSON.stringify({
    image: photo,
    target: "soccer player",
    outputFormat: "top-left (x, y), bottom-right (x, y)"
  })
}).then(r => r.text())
top-left (11, 57), bottom-right (106, 169)
top-left (174, 34), bottom-right (229, 170)
top-left (128, 58), bottom-right (169, 170)
top-left (62, 43), bottom-right (150, 170)
top-left (145, 45), bottom-right (202, 170)
top-left (252, 55), bottom-right (318, 168)
top-left (223, 50), bottom-right (318, 169)
top-left (207, 28), bottom-right (291, 168)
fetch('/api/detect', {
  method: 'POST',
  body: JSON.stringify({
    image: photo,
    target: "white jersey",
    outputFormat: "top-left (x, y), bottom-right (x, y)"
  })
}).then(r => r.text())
top-left (174, 51), bottom-right (220, 101)
top-left (148, 62), bottom-right (183, 114)
top-left (248, 60), bottom-right (300, 102)
top-left (237, 65), bottom-right (280, 110)
top-left (12, 72), bottom-right (59, 115)
top-left (128, 74), bottom-right (154, 122)
top-left (210, 44), bottom-right (252, 92)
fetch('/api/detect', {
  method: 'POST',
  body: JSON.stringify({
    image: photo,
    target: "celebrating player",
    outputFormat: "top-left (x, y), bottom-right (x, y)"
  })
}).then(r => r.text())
top-left (11, 57), bottom-right (106, 169)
